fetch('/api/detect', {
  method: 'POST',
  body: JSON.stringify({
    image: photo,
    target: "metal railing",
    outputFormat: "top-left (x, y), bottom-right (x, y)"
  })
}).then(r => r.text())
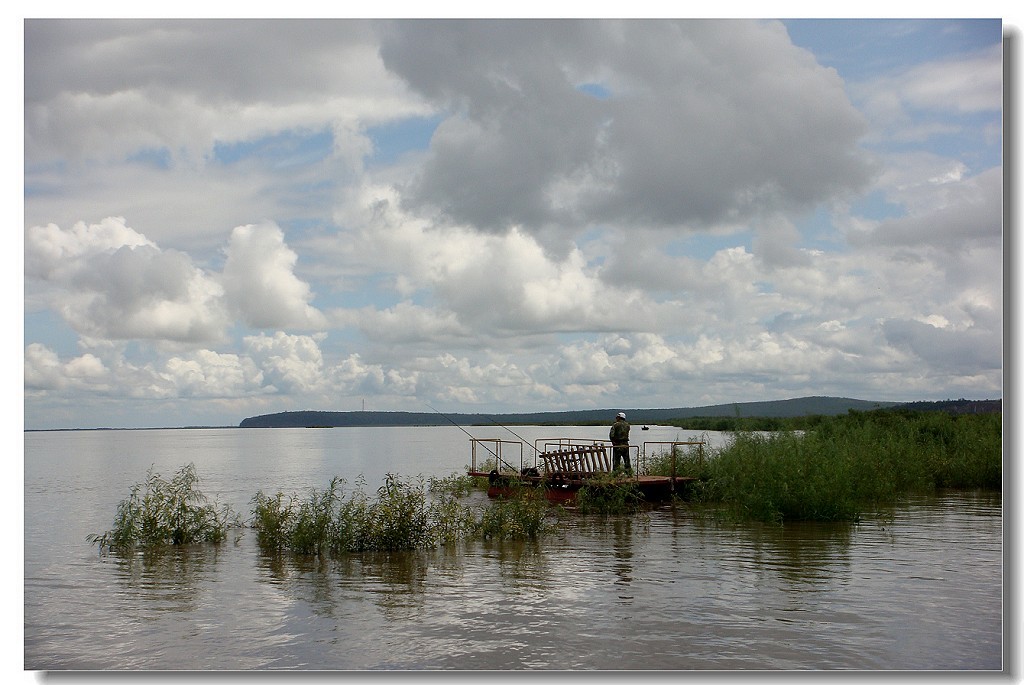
top-left (469, 438), bottom-right (528, 474)
top-left (641, 440), bottom-right (706, 479)
top-left (469, 436), bottom-right (705, 478)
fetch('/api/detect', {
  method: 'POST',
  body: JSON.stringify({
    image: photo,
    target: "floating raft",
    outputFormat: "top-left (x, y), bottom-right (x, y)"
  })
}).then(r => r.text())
top-left (467, 440), bottom-right (701, 504)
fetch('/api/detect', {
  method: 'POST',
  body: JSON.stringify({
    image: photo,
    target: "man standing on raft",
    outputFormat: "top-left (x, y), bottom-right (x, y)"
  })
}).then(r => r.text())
top-left (610, 411), bottom-right (631, 473)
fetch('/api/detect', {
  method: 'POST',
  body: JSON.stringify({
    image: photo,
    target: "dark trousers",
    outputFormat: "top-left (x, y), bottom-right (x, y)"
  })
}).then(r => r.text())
top-left (613, 445), bottom-right (631, 472)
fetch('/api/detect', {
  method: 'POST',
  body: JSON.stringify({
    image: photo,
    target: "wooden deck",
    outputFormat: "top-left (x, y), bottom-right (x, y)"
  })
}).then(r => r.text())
top-left (468, 442), bottom-right (697, 503)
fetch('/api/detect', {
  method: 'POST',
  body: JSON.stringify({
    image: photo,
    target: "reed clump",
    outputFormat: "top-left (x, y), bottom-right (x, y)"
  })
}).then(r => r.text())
top-left (574, 472), bottom-right (645, 515)
top-left (649, 409), bottom-right (1001, 523)
top-left (252, 474), bottom-right (437, 554)
top-left (478, 483), bottom-right (557, 539)
top-left (251, 473), bottom-right (555, 556)
top-left (93, 464), bottom-right (556, 555)
top-left (429, 472), bottom-right (479, 497)
top-left (88, 463), bottom-right (238, 552)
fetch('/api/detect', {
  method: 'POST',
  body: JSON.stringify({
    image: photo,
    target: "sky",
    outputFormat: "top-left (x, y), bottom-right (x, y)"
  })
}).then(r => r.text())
top-left (21, 16), bottom-right (1007, 430)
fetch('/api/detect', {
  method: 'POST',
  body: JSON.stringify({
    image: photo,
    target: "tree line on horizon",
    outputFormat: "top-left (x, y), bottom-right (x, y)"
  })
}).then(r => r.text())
top-left (238, 397), bottom-right (1000, 429)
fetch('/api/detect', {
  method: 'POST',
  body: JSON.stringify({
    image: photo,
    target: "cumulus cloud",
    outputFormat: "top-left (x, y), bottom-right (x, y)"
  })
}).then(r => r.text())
top-left (379, 19), bottom-right (874, 246)
top-left (26, 341), bottom-right (271, 407)
top-left (854, 43), bottom-right (1002, 141)
top-left (24, 19), bottom-right (425, 164)
top-left (882, 318), bottom-right (1002, 372)
top-left (161, 349), bottom-right (267, 398)
top-left (22, 19), bottom-right (1003, 428)
top-left (25, 217), bottom-right (328, 344)
top-left (23, 19), bottom-right (430, 252)
top-left (25, 343), bottom-right (111, 394)
top-left (222, 222), bottom-right (327, 330)
top-left (318, 182), bottom-right (655, 341)
top-left (244, 331), bottom-right (327, 393)
top-left (336, 302), bottom-right (470, 345)
top-left (25, 215), bottom-right (154, 279)
top-left (25, 217), bottom-right (228, 343)
top-left (851, 166), bottom-right (1002, 249)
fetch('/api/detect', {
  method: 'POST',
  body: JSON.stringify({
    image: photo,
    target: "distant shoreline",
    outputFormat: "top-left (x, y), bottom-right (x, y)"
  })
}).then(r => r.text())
top-left (25, 397), bottom-right (1000, 432)
top-left (24, 425), bottom-right (239, 432)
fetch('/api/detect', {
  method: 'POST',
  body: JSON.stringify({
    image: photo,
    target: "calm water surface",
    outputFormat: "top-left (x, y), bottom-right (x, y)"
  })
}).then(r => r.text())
top-left (24, 427), bottom-right (1003, 671)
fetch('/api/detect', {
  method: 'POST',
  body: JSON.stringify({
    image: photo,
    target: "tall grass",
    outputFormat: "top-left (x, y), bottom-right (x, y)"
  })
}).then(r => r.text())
top-left (88, 463), bottom-right (238, 551)
top-left (574, 472), bottom-right (645, 515)
top-left (650, 410), bottom-right (1001, 523)
top-left (251, 475), bottom-right (433, 554)
top-left (478, 484), bottom-right (556, 539)
top-left (251, 473), bottom-right (554, 556)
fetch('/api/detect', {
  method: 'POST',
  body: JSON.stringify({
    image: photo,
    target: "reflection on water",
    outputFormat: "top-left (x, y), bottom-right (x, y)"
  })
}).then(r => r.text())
top-left (743, 520), bottom-right (855, 589)
top-left (25, 429), bottom-right (1002, 671)
top-left (110, 546), bottom-right (226, 616)
top-left (613, 518), bottom-right (634, 593)
top-left (132, 493), bottom-right (993, 672)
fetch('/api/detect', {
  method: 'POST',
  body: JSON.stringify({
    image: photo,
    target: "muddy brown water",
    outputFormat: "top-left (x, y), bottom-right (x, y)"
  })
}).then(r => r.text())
top-left (24, 427), bottom-right (1003, 671)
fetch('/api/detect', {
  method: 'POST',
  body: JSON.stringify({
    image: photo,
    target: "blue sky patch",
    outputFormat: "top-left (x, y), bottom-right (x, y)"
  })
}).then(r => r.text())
top-left (366, 115), bottom-right (442, 166)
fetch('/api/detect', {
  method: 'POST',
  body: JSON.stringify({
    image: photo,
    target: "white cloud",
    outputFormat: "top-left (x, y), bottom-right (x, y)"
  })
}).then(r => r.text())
top-left (870, 44), bottom-right (1002, 116)
top-left (22, 19), bottom-right (1004, 428)
top-left (854, 166), bottom-right (1002, 249)
top-left (25, 343), bottom-right (110, 393)
top-left (244, 331), bottom-right (327, 393)
top-left (25, 217), bottom-right (228, 343)
top-left (162, 349), bottom-right (267, 398)
top-left (24, 20), bottom-right (431, 253)
top-left (379, 19), bottom-right (874, 246)
top-left (222, 222), bottom-right (328, 330)
top-left (882, 318), bottom-right (1001, 373)
top-left (25, 216), bottom-right (154, 280)
top-left (335, 302), bottom-right (470, 345)
top-left (319, 181), bottom-right (654, 339)
top-left (24, 20), bottom-right (426, 165)
top-left (25, 217), bottom-right (330, 346)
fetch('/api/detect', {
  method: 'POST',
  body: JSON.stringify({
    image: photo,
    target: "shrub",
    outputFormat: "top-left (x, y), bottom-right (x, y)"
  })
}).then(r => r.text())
top-left (360, 475), bottom-right (432, 551)
top-left (428, 472), bottom-right (479, 497)
top-left (88, 463), bottom-right (237, 551)
top-left (687, 409), bottom-right (1001, 523)
top-left (249, 490), bottom-right (295, 551)
top-left (478, 484), bottom-right (555, 540)
top-left (251, 473), bottom-right (487, 555)
top-left (574, 473), bottom-right (644, 515)
top-left (428, 490), bottom-right (481, 546)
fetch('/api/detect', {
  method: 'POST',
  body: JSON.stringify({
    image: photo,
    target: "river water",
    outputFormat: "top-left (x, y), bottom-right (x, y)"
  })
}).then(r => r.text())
top-left (23, 426), bottom-right (1004, 672)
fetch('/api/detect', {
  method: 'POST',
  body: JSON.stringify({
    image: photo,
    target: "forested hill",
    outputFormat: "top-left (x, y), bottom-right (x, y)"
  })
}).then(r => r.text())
top-left (239, 396), bottom-right (903, 428)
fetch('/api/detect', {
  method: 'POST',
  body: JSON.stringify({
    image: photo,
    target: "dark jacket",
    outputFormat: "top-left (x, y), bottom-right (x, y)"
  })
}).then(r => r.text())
top-left (609, 418), bottom-right (630, 445)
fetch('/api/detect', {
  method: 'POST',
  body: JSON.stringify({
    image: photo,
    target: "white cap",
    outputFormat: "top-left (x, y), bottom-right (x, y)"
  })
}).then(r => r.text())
top-left (617, 412), bottom-right (626, 419)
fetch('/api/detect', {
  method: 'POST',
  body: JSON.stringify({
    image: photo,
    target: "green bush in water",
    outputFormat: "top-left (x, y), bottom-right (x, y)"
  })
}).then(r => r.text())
top-left (428, 489), bottom-right (481, 546)
top-left (478, 484), bottom-right (555, 540)
top-left (574, 472), bottom-right (645, 515)
top-left (704, 431), bottom-right (862, 523)
top-left (646, 442), bottom-right (712, 480)
top-left (251, 474), bottom-right (485, 555)
top-left (428, 472), bottom-right (480, 497)
top-left (360, 475), bottom-right (432, 551)
top-left (249, 490), bottom-right (296, 552)
top-left (88, 463), bottom-right (237, 551)
top-left (677, 410), bottom-right (1001, 523)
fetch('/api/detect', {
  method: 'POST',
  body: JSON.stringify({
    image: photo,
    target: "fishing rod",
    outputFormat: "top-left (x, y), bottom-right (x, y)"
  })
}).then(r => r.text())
top-left (475, 413), bottom-right (542, 456)
top-left (424, 403), bottom-right (519, 472)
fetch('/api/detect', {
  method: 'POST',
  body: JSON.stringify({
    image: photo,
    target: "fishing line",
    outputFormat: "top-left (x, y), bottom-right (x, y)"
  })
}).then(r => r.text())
top-left (475, 413), bottom-right (542, 456)
top-left (423, 403), bottom-right (518, 471)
